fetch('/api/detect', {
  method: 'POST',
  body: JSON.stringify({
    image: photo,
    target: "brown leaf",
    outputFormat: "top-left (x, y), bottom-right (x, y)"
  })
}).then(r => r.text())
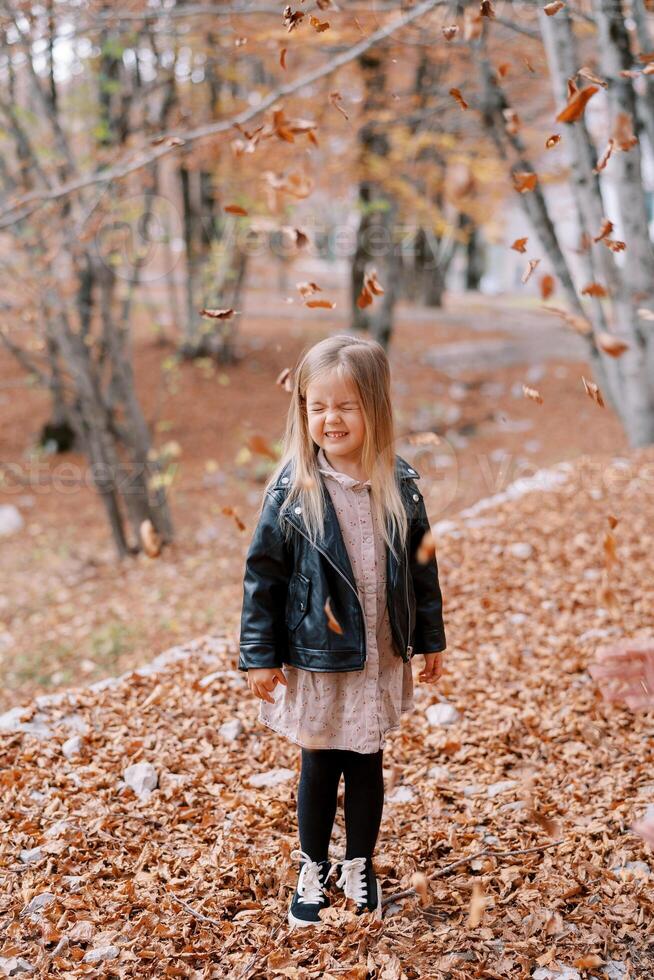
top-left (578, 65), bottom-right (607, 88)
top-left (594, 138), bottom-right (615, 172)
top-left (593, 218), bottom-right (613, 242)
top-left (410, 872), bottom-right (431, 907)
top-left (140, 519), bottom-right (162, 558)
top-left (283, 5), bottom-right (304, 32)
top-left (442, 25), bottom-right (459, 40)
top-left (522, 258), bottom-right (541, 283)
top-left (305, 299), bottom-right (335, 309)
top-left (276, 367), bottom-right (294, 392)
top-left (544, 0), bottom-right (565, 14)
top-left (542, 305), bottom-right (593, 335)
top-left (296, 281), bottom-right (322, 298)
top-left (511, 237), bottom-right (528, 253)
top-left (513, 171), bottom-right (538, 193)
top-left (280, 48), bottom-right (287, 70)
top-left (596, 332), bottom-right (629, 357)
top-left (416, 529), bottom-right (436, 564)
top-left (582, 375), bottom-right (605, 407)
top-left (468, 881), bottom-right (486, 928)
top-left (581, 282), bottom-right (608, 297)
top-left (199, 307), bottom-right (237, 320)
top-left (324, 596), bottom-right (344, 635)
top-left (603, 238), bottom-right (626, 252)
top-left (545, 134), bottom-right (561, 148)
top-left (556, 85), bottom-right (598, 123)
top-left (221, 506), bottom-right (246, 532)
top-left (450, 88), bottom-right (469, 110)
top-left (574, 955), bottom-right (604, 969)
top-left (480, 0), bottom-right (495, 16)
top-left (309, 15), bottom-right (330, 32)
top-left (523, 384), bottom-right (544, 404)
top-left (540, 274), bottom-right (555, 299)
top-left (503, 108), bottom-right (520, 134)
top-left (329, 91), bottom-right (349, 120)
top-left (247, 434), bottom-right (278, 460)
top-left (613, 111), bottom-right (638, 150)
top-left (224, 204), bottom-right (248, 216)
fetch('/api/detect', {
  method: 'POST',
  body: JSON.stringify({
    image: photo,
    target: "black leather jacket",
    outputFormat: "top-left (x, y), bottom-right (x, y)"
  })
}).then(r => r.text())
top-left (238, 452), bottom-right (446, 673)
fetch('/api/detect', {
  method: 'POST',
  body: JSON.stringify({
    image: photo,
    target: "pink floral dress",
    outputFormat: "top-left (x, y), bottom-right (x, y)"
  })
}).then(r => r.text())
top-left (259, 447), bottom-right (414, 754)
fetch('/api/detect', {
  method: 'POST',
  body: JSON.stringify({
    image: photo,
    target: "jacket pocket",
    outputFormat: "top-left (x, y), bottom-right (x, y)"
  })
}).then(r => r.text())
top-left (286, 572), bottom-right (311, 631)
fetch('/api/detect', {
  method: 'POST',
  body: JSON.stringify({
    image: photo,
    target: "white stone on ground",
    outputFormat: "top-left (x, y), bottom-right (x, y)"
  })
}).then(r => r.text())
top-left (426, 703), bottom-right (459, 727)
top-left (248, 768), bottom-right (294, 788)
top-left (219, 718), bottom-right (243, 741)
top-left (123, 762), bottom-right (158, 800)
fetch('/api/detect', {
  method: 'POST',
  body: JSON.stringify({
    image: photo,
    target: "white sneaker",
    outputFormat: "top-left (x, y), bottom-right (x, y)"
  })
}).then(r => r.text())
top-left (334, 856), bottom-right (382, 919)
top-left (287, 849), bottom-right (335, 928)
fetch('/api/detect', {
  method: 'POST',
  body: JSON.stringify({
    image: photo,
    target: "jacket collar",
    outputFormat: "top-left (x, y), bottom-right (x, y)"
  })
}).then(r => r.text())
top-left (270, 449), bottom-right (420, 491)
top-left (271, 447), bottom-right (417, 592)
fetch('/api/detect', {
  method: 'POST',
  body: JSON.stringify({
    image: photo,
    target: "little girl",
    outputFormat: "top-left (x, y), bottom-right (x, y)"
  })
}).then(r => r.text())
top-left (238, 334), bottom-right (447, 928)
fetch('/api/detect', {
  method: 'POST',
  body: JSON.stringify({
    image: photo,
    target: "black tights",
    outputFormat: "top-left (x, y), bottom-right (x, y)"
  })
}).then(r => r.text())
top-left (296, 747), bottom-right (384, 863)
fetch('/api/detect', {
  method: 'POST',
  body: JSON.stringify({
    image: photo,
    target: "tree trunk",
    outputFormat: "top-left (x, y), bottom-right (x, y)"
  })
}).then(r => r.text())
top-left (351, 51), bottom-right (400, 349)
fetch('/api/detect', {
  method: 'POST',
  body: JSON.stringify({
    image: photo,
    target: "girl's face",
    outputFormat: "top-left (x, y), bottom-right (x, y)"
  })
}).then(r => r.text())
top-left (305, 370), bottom-right (366, 463)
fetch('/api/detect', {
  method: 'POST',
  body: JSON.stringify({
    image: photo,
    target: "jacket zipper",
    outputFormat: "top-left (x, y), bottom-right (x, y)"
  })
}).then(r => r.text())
top-left (282, 514), bottom-right (368, 665)
top-left (402, 538), bottom-right (413, 662)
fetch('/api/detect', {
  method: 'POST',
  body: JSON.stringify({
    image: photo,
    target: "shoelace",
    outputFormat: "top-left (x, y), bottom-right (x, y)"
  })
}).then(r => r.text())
top-left (335, 857), bottom-right (368, 904)
top-left (290, 849), bottom-right (334, 906)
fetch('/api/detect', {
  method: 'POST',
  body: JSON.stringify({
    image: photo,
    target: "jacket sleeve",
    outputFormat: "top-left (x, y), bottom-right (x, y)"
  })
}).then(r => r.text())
top-left (238, 490), bottom-right (293, 671)
top-left (408, 487), bottom-right (447, 655)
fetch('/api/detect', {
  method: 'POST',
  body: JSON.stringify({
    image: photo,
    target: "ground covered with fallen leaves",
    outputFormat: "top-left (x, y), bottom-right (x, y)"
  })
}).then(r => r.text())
top-left (1, 446), bottom-right (653, 978)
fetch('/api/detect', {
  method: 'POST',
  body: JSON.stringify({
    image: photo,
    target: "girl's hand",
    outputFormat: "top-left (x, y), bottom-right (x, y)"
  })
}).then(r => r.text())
top-left (418, 652), bottom-right (443, 684)
top-left (247, 667), bottom-right (287, 704)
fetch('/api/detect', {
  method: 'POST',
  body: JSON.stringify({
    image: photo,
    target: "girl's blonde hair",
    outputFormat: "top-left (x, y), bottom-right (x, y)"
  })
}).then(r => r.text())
top-left (265, 333), bottom-right (408, 560)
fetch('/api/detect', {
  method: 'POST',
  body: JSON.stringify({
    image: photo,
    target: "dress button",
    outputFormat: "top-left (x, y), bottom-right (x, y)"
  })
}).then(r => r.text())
top-left (408, 468), bottom-right (416, 474)
top-left (413, 493), bottom-right (420, 501)
top-left (294, 506), bottom-right (302, 514)
top-left (281, 477), bottom-right (289, 484)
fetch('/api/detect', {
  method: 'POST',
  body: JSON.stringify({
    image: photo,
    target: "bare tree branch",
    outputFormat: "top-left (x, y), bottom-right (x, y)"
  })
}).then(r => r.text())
top-left (0, 0), bottom-right (446, 229)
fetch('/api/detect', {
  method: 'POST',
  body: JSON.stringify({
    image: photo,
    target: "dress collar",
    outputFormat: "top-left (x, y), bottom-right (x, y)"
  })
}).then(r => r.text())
top-left (316, 446), bottom-right (371, 491)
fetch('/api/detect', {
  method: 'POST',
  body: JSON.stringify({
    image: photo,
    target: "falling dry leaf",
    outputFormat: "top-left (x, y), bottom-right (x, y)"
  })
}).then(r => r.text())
top-left (544, 0), bottom-right (565, 14)
top-left (581, 282), bottom-right (608, 297)
top-left (582, 375), bottom-right (605, 407)
top-left (556, 85), bottom-right (598, 123)
top-left (503, 108), bottom-right (520, 134)
top-left (140, 519), bottom-right (162, 558)
top-left (309, 15), bottom-right (330, 32)
top-left (594, 139), bottom-right (615, 172)
top-left (603, 238), bottom-right (626, 252)
top-left (523, 384), bottom-right (544, 404)
top-left (221, 506), bottom-right (246, 532)
top-left (276, 367), bottom-right (293, 392)
top-left (450, 88), bottom-right (469, 110)
top-left (578, 65), bottom-right (607, 88)
top-left (638, 307), bottom-right (654, 321)
top-left (480, 0), bottom-right (495, 17)
top-left (283, 5), bottom-right (304, 32)
top-left (540, 274), bottom-right (555, 299)
top-left (511, 237), bottom-right (528, 253)
top-left (199, 308), bottom-right (237, 320)
top-left (416, 529), bottom-right (436, 564)
top-left (279, 48), bottom-right (287, 70)
top-left (305, 299), bottom-right (335, 309)
top-left (357, 269), bottom-right (385, 309)
top-left (296, 281), bottom-right (322, 299)
top-left (468, 881), bottom-right (486, 927)
top-left (247, 434), bottom-right (278, 460)
top-left (329, 91), bottom-right (349, 120)
top-left (596, 332), bottom-right (629, 357)
top-left (324, 596), bottom-right (343, 635)
top-left (613, 111), bottom-right (638, 150)
top-left (410, 872), bottom-right (431, 907)
top-left (224, 204), bottom-right (248, 216)
top-left (542, 305), bottom-right (593, 335)
top-left (442, 25), bottom-right (459, 40)
top-left (546, 134), bottom-right (561, 148)
top-left (150, 135), bottom-right (186, 148)
top-left (513, 171), bottom-right (538, 193)
top-left (593, 218), bottom-right (613, 242)
top-left (522, 258), bottom-right (541, 283)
